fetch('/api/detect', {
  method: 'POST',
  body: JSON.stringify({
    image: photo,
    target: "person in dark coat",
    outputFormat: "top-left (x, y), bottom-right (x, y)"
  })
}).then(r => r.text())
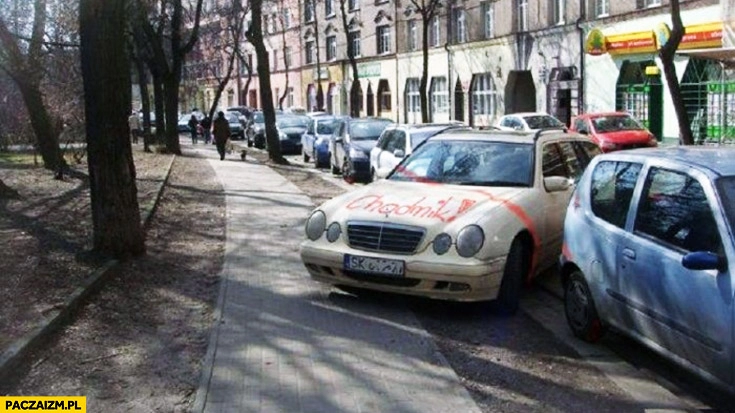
top-left (200, 115), bottom-right (213, 144)
top-left (213, 111), bottom-right (231, 160)
top-left (188, 114), bottom-right (199, 144)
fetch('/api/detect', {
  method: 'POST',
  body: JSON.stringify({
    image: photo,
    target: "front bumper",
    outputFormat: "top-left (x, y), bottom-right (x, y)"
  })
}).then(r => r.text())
top-left (300, 244), bottom-right (506, 302)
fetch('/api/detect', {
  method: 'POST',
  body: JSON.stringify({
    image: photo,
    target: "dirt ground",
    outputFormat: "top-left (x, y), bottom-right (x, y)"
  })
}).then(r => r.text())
top-left (0, 147), bottom-right (226, 411)
top-left (0, 144), bottom-right (347, 411)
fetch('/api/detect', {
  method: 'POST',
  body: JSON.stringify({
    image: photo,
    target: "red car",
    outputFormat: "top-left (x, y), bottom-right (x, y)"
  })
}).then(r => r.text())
top-left (569, 112), bottom-right (658, 152)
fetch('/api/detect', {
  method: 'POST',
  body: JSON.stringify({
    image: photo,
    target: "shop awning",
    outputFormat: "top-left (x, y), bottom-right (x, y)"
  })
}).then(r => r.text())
top-left (678, 47), bottom-right (735, 67)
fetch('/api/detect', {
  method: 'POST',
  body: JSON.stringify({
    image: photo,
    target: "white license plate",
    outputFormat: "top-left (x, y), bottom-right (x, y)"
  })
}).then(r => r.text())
top-left (344, 254), bottom-right (405, 277)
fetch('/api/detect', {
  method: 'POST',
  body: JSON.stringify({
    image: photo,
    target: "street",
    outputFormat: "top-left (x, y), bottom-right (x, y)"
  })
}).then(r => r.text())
top-left (195, 142), bottom-right (734, 412)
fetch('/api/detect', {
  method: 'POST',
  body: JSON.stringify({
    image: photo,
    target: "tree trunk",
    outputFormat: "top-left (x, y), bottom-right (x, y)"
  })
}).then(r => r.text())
top-left (659, 0), bottom-right (693, 145)
top-left (16, 79), bottom-right (66, 171)
top-left (340, 0), bottom-right (360, 117)
top-left (420, 17), bottom-right (430, 123)
top-left (134, 56), bottom-right (153, 153)
top-left (164, 73), bottom-right (182, 154)
top-left (149, 67), bottom-right (166, 144)
top-left (246, 0), bottom-right (286, 164)
top-left (79, 0), bottom-right (145, 258)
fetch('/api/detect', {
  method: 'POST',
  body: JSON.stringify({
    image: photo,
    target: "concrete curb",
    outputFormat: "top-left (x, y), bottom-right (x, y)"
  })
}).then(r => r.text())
top-left (0, 153), bottom-right (176, 384)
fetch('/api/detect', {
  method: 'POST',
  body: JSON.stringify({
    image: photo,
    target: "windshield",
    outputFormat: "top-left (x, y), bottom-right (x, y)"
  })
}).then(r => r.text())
top-left (389, 140), bottom-right (534, 186)
top-left (253, 112), bottom-right (264, 123)
top-left (316, 118), bottom-right (337, 134)
top-left (524, 115), bottom-right (565, 130)
top-left (592, 115), bottom-right (644, 132)
top-left (277, 116), bottom-right (309, 128)
top-left (226, 112), bottom-right (239, 122)
top-left (349, 120), bottom-right (392, 141)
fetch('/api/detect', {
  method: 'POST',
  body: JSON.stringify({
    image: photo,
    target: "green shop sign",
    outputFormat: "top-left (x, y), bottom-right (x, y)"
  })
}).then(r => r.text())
top-left (357, 62), bottom-right (381, 78)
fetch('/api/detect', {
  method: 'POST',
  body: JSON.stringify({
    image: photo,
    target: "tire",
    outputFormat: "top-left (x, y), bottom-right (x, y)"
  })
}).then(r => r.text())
top-left (303, 150), bottom-right (310, 163)
top-left (565, 270), bottom-right (607, 342)
top-left (313, 151), bottom-right (322, 168)
top-left (342, 158), bottom-right (355, 183)
top-left (331, 157), bottom-right (340, 175)
top-left (494, 237), bottom-right (529, 316)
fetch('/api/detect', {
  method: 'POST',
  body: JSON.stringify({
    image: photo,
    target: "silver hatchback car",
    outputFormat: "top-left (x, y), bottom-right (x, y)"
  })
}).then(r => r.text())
top-left (561, 146), bottom-right (735, 394)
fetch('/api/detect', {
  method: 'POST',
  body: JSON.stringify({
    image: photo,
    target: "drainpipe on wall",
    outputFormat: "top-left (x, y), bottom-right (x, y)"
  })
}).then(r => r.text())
top-left (575, 16), bottom-right (586, 113)
top-left (445, 42), bottom-right (453, 121)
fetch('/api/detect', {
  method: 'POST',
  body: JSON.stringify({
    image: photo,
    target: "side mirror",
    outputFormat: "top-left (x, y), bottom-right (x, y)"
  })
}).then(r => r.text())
top-left (393, 149), bottom-right (405, 158)
top-left (682, 251), bottom-right (726, 272)
top-left (543, 176), bottom-right (572, 192)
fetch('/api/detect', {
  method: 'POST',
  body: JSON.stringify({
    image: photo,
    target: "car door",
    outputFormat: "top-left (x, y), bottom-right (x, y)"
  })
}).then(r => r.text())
top-left (331, 121), bottom-right (346, 169)
top-left (371, 130), bottom-right (391, 176)
top-left (618, 166), bottom-right (733, 383)
top-left (303, 119), bottom-right (316, 154)
top-left (538, 141), bottom-right (587, 268)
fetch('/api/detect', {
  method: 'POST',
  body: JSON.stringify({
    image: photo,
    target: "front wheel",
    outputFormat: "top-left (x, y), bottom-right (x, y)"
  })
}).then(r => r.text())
top-left (494, 237), bottom-right (529, 315)
top-left (565, 271), bottom-right (606, 342)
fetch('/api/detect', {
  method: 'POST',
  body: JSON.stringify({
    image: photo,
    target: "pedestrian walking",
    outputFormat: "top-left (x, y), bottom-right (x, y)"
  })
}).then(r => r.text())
top-left (213, 111), bottom-right (231, 160)
top-left (128, 111), bottom-right (141, 144)
top-left (188, 114), bottom-right (199, 144)
top-left (201, 115), bottom-right (213, 144)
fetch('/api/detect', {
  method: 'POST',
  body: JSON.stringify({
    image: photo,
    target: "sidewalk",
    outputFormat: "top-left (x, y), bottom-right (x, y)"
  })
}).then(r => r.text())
top-left (192, 149), bottom-right (481, 413)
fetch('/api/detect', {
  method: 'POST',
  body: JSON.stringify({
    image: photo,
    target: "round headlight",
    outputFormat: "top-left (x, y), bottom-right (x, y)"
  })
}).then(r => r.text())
top-left (456, 225), bottom-right (484, 258)
top-left (326, 222), bottom-right (341, 242)
top-left (432, 233), bottom-right (452, 255)
top-left (305, 210), bottom-right (326, 241)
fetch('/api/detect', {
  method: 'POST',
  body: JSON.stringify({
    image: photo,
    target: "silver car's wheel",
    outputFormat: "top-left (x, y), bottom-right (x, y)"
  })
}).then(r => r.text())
top-left (564, 271), bottom-right (606, 342)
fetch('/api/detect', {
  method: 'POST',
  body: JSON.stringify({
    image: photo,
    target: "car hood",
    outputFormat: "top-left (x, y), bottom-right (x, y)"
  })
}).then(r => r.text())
top-left (350, 140), bottom-right (378, 152)
top-left (319, 179), bottom-right (527, 231)
top-left (594, 129), bottom-right (652, 144)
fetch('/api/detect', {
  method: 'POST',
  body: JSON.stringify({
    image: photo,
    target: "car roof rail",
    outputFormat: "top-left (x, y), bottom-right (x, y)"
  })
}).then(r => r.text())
top-left (533, 126), bottom-right (568, 142)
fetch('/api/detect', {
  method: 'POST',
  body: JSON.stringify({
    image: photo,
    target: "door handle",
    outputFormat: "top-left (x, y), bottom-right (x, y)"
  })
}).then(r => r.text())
top-left (622, 248), bottom-right (636, 260)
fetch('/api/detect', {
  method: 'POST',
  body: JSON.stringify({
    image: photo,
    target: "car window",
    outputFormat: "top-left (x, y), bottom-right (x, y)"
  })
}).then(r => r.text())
top-left (390, 140), bottom-right (534, 186)
top-left (574, 141), bottom-right (602, 162)
top-left (349, 120), bottom-right (393, 141)
top-left (525, 115), bottom-right (564, 130)
top-left (542, 143), bottom-right (567, 178)
top-left (590, 161), bottom-right (642, 228)
top-left (376, 130), bottom-right (391, 150)
top-left (574, 119), bottom-right (589, 133)
top-left (716, 176), bottom-right (735, 233)
top-left (393, 131), bottom-right (406, 152)
top-left (634, 168), bottom-right (722, 253)
top-left (253, 112), bottom-right (264, 122)
top-left (593, 115), bottom-right (643, 132)
top-left (316, 119), bottom-right (337, 135)
top-left (410, 130), bottom-right (439, 148)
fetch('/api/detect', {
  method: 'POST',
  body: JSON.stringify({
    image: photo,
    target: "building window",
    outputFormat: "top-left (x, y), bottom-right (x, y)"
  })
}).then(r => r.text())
top-left (482, 2), bottom-right (494, 38)
top-left (378, 79), bottom-right (391, 111)
top-left (453, 8), bottom-right (466, 43)
top-left (287, 87), bottom-right (294, 107)
top-left (304, 0), bottom-right (314, 22)
top-left (643, 0), bottom-right (661, 7)
top-left (517, 0), bottom-right (528, 32)
top-left (283, 8), bottom-right (291, 28)
top-left (326, 35), bottom-right (337, 60)
top-left (284, 46), bottom-right (291, 67)
top-left (472, 73), bottom-right (498, 116)
top-left (429, 16), bottom-right (440, 47)
top-left (305, 40), bottom-right (315, 64)
top-left (406, 78), bottom-right (420, 113)
top-left (408, 20), bottom-right (418, 51)
top-left (430, 77), bottom-right (449, 115)
top-left (349, 31), bottom-right (361, 57)
top-left (272, 49), bottom-right (278, 70)
top-left (325, 0), bottom-right (334, 17)
top-left (552, 0), bottom-right (565, 24)
top-left (595, 0), bottom-right (609, 17)
top-left (377, 25), bottom-right (391, 54)
top-left (348, 0), bottom-right (359, 11)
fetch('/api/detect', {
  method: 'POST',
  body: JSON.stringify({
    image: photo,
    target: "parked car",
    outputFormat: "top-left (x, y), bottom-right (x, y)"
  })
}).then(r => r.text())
top-left (247, 111), bottom-right (266, 148)
top-left (302, 114), bottom-right (340, 168)
top-left (330, 117), bottom-right (394, 183)
top-left (225, 111), bottom-right (246, 140)
top-left (496, 112), bottom-right (566, 132)
top-left (177, 114), bottom-right (191, 133)
top-left (369, 123), bottom-right (468, 181)
top-left (569, 112), bottom-right (658, 152)
top-left (301, 129), bottom-right (600, 313)
top-left (276, 114), bottom-right (309, 154)
top-left (561, 146), bottom-right (735, 393)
